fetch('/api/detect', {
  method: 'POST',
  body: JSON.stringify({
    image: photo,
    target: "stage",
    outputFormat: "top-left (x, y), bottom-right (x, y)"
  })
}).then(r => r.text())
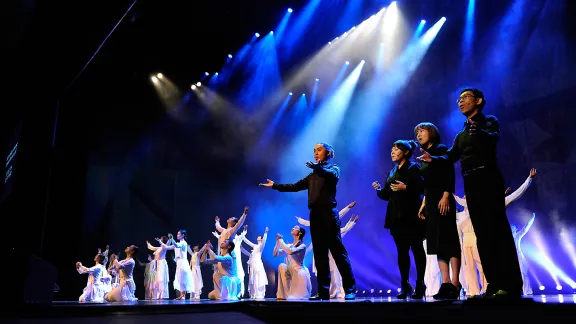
top-left (5, 295), bottom-right (575, 323)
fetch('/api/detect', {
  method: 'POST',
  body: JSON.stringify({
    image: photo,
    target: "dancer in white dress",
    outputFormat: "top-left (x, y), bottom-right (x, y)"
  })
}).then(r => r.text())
top-left (512, 213), bottom-right (536, 296)
top-left (422, 239), bottom-right (441, 297)
top-left (233, 226), bottom-right (248, 298)
top-left (299, 215), bottom-right (359, 299)
top-left (76, 252), bottom-right (107, 303)
top-left (242, 226), bottom-right (269, 299)
top-left (139, 254), bottom-right (155, 300)
top-left (146, 236), bottom-right (170, 299)
top-left (187, 244), bottom-right (207, 300)
top-left (456, 207), bottom-right (487, 296)
top-left (161, 231), bottom-right (195, 300)
top-left (202, 239), bottom-right (242, 300)
top-left (273, 225), bottom-right (312, 300)
top-left (104, 245), bottom-right (138, 302)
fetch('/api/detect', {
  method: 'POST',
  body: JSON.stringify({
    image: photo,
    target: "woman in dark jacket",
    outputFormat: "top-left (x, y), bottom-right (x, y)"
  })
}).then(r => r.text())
top-left (415, 122), bottom-right (461, 299)
top-left (372, 140), bottom-right (426, 299)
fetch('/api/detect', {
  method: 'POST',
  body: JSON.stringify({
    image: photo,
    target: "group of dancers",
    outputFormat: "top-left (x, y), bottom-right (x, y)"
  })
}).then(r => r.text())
top-left (76, 88), bottom-right (536, 302)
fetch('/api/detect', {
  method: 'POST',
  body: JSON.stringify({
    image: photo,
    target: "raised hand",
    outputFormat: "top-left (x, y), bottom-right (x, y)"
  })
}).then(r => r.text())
top-left (530, 168), bottom-right (537, 179)
top-left (305, 161), bottom-right (318, 169)
top-left (155, 237), bottom-right (161, 242)
top-left (390, 180), bottom-right (406, 191)
top-left (215, 216), bottom-right (220, 222)
top-left (276, 233), bottom-right (283, 240)
top-left (416, 148), bottom-right (432, 163)
top-left (106, 245), bottom-right (110, 250)
top-left (353, 215), bottom-right (359, 222)
top-left (504, 187), bottom-right (511, 195)
top-left (244, 206), bottom-right (249, 214)
top-left (265, 227), bottom-right (269, 232)
top-left (372, 181), bottom-right (381, 190)
top-left (347, 201), bottom-right (357, 208)
top-left (259, 179), bottom-right (274, 188)
top-left (76, 262), bottom-right (82, 268)
top-left (168, 233), bottom-right (173, 239)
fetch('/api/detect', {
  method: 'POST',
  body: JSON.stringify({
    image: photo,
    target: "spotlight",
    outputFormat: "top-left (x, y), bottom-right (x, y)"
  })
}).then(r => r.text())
top-left (557, 285), bottom-right (563, 290)
top-left (287, 8), bottom-right (292, 13)
top-left (351, 26), bottom-right (356, 30)
top-left (328, 42), bottom-right (332, 45)
top-left (361, 60), bottom-right (365, 63)
top-left (441, 16), bottom-right (446, 21)
top-left (345, 61), bottom-right (350, 65)
top-left (421, 19), bottom-right (426, 24)
top-left (214, 72), bottom-right (219, 76)
top-left (156, 73), bottom-right (163, 78)
top-left (191, 85), bottom-right (196, 90)
top-left (343, 32), bottom-right (348, 36)
top-left (335, 37), bottom-right (339, 40)
top-left (289, 92), bottom-right (293, 96)
top-left (228, 54), bottom-right (233, 58)
top-left (302, 93), bottom-right (305, 96)
top-left (151, 76), bottom-right (158, 82)
top-left (315, 78), bottom-right (319, 82)
top-left (539, 286), bottom-right (545, 291)
top-left (255, 33), bottom-right (260, 37)
top-left (204, 72), bottom-right (209, 76)
top-left (397, 287), bottom-right (401, 293)
top-left (386, 289), bottom-right (391, 294)
top-left (196, 82), bottom-right (202, 87)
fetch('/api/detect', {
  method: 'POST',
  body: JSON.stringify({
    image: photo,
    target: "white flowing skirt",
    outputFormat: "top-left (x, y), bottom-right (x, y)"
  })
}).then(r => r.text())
top-left (79, 281), bottom-right (106, 303)
top-left (173, 259), bottom-right (194, 293)
top-left (155, 260), bottom-right (170, 298)
top-left (104, 279), bottom-right (138, 302)
top-left (248, 259), bottom-right (268, 299)
top-left (191, 265), bottom-right (203, 294)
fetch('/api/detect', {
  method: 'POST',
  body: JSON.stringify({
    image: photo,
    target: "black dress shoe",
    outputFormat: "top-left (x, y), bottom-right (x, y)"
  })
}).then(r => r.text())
top-left (411, 282), bottom-right (426, 300)
top-left (309, 294), bottom-right (329, 301)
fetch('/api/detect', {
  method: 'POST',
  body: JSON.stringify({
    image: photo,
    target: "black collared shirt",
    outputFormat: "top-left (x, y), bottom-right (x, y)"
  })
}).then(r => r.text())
top-left (432, 113), bottom-right (500, 173)
top-left (272, 163), bottom-right (340, 210)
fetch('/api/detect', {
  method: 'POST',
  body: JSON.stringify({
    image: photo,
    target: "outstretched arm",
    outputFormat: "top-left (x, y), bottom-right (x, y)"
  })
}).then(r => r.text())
top-left (242, 236), bottom-right (256, 248)
top-left (261, 230), bottom-right (268, 249)
top-left (147, 241), bottom-right (160, 251)
top-left (518, 213), bottom-right (536, 239)
top-left (341, 215), bottom-right (359, 237)
top-left (505, 172), bottom-right (534, 207)
top-left (278, 239), bottom-right (306, 255)
top-left (229, 206), bottom-right (249, 238)
top-left (215, 216), bottom-right (225, 233)
top-left (269, 177), bottom-right (309, 192)
top-left (338, 201), bottom-right (356, 219)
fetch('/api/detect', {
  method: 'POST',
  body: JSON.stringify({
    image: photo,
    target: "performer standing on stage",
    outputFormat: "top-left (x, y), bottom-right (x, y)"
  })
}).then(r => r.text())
top-left (202, 240), bottom-right (242, 300)
top-left (162, 231), bottom-right (195, 300)
top-left (242, 227), bottom-right (270, 299)
top-left (146, 236), bottom-right (170, 299)
top-left (415, 122), bottom-right (461, 299)
top-left (233, 226), bottom-right (248, 298)
top-left (418, 88), bottom-right (523, 299)
top-left (76, 251), bottom-right (107, 303)
top-left (104, 245), bottom-right (139, 302)
top-left (138, 254), bottom-right (155, 300)
top-left (259, 142), bottom-right (356, 300)
top-left (372, 139), bottom-right (426, 299)
top-left (511, 213), bottom-right (536, 296)
top-left (453, 168), bottom-right (537, 296)
top-left (298, 214), bottom-right (359, 299)
top-left (273, 226), bottom-right (312, 300)
top-left (187, 244), bottom-right (207, 300)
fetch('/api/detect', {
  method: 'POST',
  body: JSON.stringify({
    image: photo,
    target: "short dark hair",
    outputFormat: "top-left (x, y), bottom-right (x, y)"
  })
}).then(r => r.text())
top-left (96, 254), bottom-right (106, 264)
top-left (318, 142), bottom-right (335, 161)
top-left (460, 88), bottom-right (486, 111)
top-left (132, 245), bottom-right (139, 255)
top-left (414, 122), bottom-right (441, 145)
top-left (393, 140), bottom-right (417, 159)
top-left (228, 241), bottom-right (235, 251)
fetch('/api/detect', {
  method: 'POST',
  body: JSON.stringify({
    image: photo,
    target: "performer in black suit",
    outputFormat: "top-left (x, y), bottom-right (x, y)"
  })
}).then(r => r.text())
top-left (259, 142), bottom-right (356, 300)
top-left (418, 88), bottom-right (522, 299)
top-left (372, 139), bottom-right (426, 299)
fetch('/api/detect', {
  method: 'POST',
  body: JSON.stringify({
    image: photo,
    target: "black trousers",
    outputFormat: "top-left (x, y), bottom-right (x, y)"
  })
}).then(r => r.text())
top-left (463, 168), bottom-right (523, 293)
top-left (392, 233), bottom-right (426, 284)
top-left (309, 207), bottom-right (356, 297)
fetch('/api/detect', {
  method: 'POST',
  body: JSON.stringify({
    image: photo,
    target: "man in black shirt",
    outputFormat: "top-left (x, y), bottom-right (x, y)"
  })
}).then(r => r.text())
top-left (260, 142), bottom-right (356, 300)
top-left (417, 88), bottom-right (523, 299)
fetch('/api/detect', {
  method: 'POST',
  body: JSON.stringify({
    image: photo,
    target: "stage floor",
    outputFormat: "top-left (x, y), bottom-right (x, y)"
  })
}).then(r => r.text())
top-left (6, 295), bottom-right (575, 323)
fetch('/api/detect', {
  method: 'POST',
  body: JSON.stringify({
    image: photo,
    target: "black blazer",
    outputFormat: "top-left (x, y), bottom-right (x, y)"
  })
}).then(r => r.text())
top-left (376, 161), bottom-right (424, 235)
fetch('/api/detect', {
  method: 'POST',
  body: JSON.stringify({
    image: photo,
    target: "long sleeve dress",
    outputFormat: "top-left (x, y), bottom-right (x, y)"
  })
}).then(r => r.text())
top-left (77, 264), bottom-right (107, 303)
top-left (275, 240), bottom-right (312, 300)
top-left (243, 232), bottom-right (269, 299)
top-left (148, 241), bottom-right (170, 299)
